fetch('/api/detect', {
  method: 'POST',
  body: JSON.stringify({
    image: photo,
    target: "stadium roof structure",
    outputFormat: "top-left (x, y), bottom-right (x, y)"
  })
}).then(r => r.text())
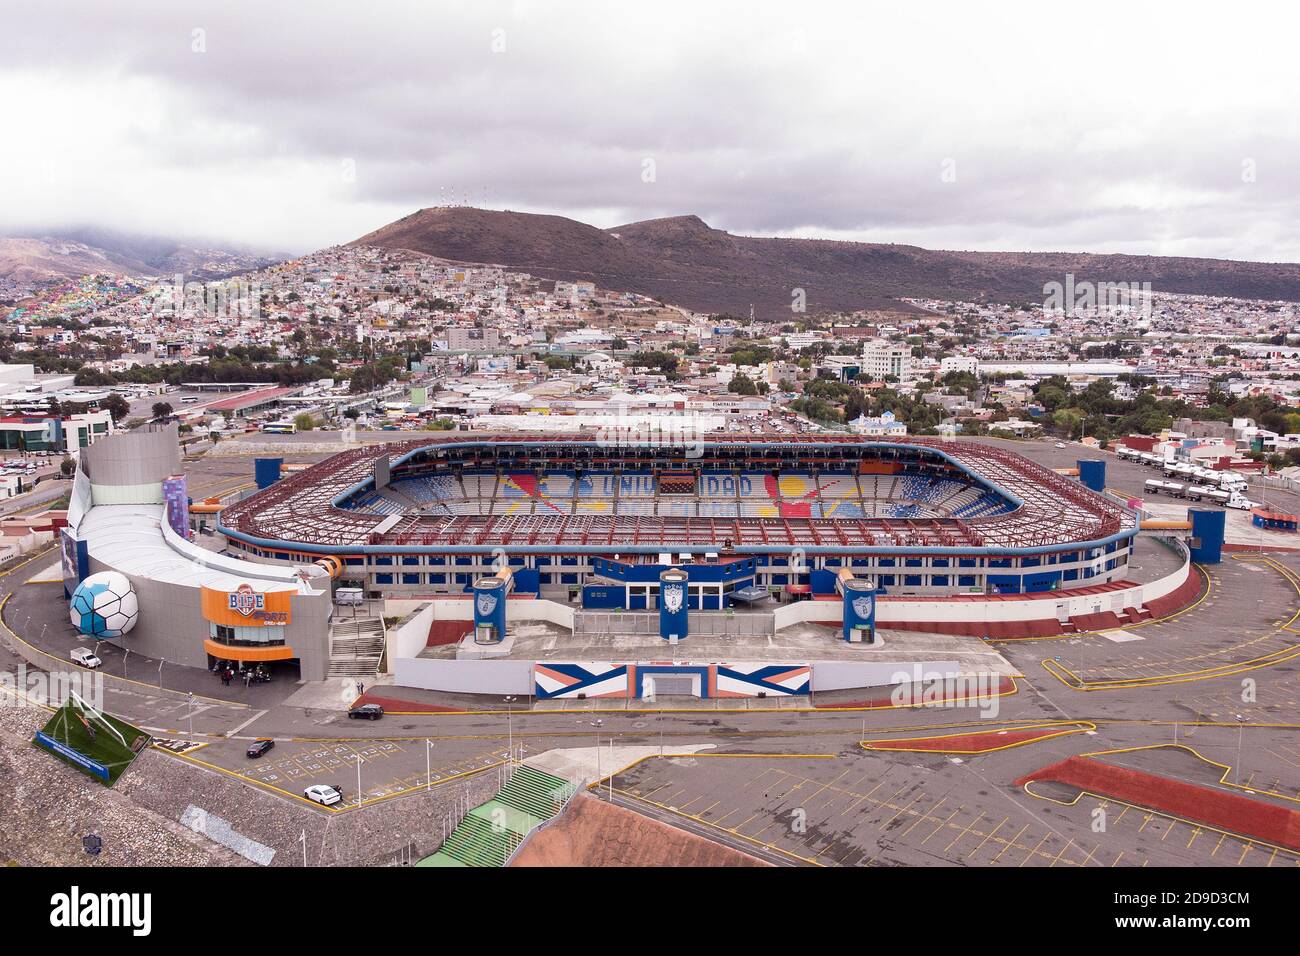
top-left (79, 504), bottom-right (317, 593)
top-left (217, 434), bottom-right (1138, 556)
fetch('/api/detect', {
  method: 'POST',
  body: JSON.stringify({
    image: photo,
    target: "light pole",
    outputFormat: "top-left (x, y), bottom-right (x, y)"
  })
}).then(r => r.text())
top-left (156, 657), bottom-right (164, 688)
top-left (187, 692), bottom-right (194, 737)
top-left (355, 753), bottom-right (364, 805)
top-left (1234, 714), bottom-right (1247, 785)
top-left (426, 739), bottom-right (434, 792)
top-left (299, 829), bottom-right (307, 867)
top-left (504, 695), bottom-right (517, 759)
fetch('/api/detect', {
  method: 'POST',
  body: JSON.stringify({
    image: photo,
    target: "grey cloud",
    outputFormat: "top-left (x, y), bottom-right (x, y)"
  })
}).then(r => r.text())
top-left (1, 0), bottom-right (1299, 260)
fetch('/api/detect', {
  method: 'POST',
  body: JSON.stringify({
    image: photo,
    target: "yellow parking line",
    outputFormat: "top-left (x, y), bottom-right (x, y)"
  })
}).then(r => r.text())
top-left (968, 816), bottom-right (1008, 861)
top-left (901, 797), bottom-right (947, 839)
top-left (991, 823), bottom-right (1030, 863)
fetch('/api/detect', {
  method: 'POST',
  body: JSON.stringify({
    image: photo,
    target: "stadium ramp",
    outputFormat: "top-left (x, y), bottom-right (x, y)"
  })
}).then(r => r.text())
top-left (419, 765), bottom-right (577, 867)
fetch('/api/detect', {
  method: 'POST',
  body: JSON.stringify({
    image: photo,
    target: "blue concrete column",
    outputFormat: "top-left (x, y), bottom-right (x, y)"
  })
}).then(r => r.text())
top-left (658, 568), bottom-right (689, 642)
top-left (254, 457), bottom-right (283, 489)
top-left (1077, 459), bottom-right (1106, 492)
top-left (840, 577), bottom-right (876, 643)
top-left (473, 574), bottom-right (509, 644)
top-left (1189, 508), bottom-right (1225, 564)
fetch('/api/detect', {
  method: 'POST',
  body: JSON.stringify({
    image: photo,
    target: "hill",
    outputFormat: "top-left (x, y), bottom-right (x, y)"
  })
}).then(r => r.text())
top-left (352, 206), bottom-right (1300, 316)
top-left (0, 228), bottom-right (285, 283)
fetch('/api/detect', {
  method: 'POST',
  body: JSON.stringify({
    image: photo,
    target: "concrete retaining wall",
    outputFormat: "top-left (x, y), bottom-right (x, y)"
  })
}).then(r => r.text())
top-left (811, 660), bottom-right (963, 692)
top-left (393, 657), bottom-right (534, 695)
top-left (387, 602), bottom-right (436, 664)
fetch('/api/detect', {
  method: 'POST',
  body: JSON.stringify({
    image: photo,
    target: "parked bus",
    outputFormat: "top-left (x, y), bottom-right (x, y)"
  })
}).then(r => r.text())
top-left (260, 421), bottom-right (297, 435)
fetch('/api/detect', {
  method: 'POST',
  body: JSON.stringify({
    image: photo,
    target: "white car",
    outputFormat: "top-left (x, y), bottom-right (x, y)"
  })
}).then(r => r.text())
top-left (304, 784), bottom-right (343, 807)
top-left (70, 646), bottom-right (102, 669)
top-left (1054, 442), bottom-right (1066, 448)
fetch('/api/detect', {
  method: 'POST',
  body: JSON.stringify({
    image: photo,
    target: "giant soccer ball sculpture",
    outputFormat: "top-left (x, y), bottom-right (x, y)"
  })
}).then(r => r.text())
top-left (69, 571), bottom-right (139, 638)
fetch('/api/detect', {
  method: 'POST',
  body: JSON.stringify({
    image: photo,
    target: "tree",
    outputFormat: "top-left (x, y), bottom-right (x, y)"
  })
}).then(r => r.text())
top-left (293, 412), bottom-right (316, 432)
top-left (102, 393), bottom-right (130, 423)
top-left (60, 456), bottom-right (76, 477)
top-left (728, 373), bottom-right (759, 395)
top-left (151, 401), bottom-right (173, 420)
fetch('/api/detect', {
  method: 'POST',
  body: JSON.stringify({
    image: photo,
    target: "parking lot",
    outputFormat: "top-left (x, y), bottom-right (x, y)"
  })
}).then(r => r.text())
top-left (606, 749), bottom-right (1300, 867)
top-left (996, 553), bottom-right (1300, 693)
top-left (194, 736), bottom-right (514, 809)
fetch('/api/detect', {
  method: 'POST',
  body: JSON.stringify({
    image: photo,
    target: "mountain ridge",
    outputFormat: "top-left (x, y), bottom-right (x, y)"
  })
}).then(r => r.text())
top-left (352, 206), bottom-right (1300, 316)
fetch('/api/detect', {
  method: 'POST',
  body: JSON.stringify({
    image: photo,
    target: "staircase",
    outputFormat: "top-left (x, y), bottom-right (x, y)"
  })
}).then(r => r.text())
top-left (419, 765), bottom-right (577, 868)
top-left (327, 617), bottom-right (385, 677)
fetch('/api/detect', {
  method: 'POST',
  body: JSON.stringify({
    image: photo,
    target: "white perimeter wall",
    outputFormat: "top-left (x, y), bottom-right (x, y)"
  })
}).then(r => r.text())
top-left (812, 660), bottom-right (964, 692)
top-left (387, 601), bottom-right (436, 663)
top-left (385, 597), bottom-right (576, 627)
top-left (393, 657), bottom-right (534, 695)
top-left (776, 541), bottom-right (1190, 628)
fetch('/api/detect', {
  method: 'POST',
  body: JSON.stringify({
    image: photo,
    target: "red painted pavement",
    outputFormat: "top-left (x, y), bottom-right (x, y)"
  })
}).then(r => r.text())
top-left (867, 724), bottom-right (1077, 753)
top-left (1016, 755), bottom-right (1300, 852)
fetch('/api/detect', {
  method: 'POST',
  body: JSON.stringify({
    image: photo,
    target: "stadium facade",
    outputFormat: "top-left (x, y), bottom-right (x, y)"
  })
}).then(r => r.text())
top-left (217, 434), bottom-right (1140, 606)
top-left (52, 428), bottom-right (1215, 697)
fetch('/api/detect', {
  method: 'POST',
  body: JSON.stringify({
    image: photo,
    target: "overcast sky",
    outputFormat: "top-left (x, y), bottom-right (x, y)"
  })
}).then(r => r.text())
top-left (3, 0), bottom-right (1299, 261)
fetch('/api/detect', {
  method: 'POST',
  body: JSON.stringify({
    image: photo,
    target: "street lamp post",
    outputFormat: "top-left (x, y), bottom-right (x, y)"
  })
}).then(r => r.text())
top-left (1235, 714), bottom-right (1247, 785)
top-left (504, 695), bottom-right (517, 760)
top-left (426, 739), bottom-right (434, 792)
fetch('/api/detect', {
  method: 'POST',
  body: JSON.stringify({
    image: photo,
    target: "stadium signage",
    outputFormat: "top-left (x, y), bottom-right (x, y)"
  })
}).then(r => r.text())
top-left (201, 585), bottom-right (291, 627)
top-left (34, 730), bottom-right (110, 782)
top-left (229, 583), bottom-right (264, 617)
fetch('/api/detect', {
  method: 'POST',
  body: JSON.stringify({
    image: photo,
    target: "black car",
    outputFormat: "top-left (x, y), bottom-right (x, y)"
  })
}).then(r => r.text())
top-left (246, 738), bottom-right (275, 758)
top-left (348, 703), bottom-right (384, 720)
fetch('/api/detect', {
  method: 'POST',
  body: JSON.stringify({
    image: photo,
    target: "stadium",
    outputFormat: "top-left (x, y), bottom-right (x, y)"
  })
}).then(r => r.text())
top-left (217, 433), bottom-right (1142, 601)
top-left (59, 427), bottom-right (1213, 696)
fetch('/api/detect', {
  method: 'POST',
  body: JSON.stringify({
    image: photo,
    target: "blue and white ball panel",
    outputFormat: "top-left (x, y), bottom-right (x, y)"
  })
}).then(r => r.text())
top-left (68, 571), bottom-right (140, 638)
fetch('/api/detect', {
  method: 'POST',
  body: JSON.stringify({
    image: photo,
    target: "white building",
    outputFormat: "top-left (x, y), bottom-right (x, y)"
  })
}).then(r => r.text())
top-left (940, 356), bottom-right (979, 376)
top-left (861, 341), bottom-right (912, 381)
top-left (849, 410), bottom-right (908, 437)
